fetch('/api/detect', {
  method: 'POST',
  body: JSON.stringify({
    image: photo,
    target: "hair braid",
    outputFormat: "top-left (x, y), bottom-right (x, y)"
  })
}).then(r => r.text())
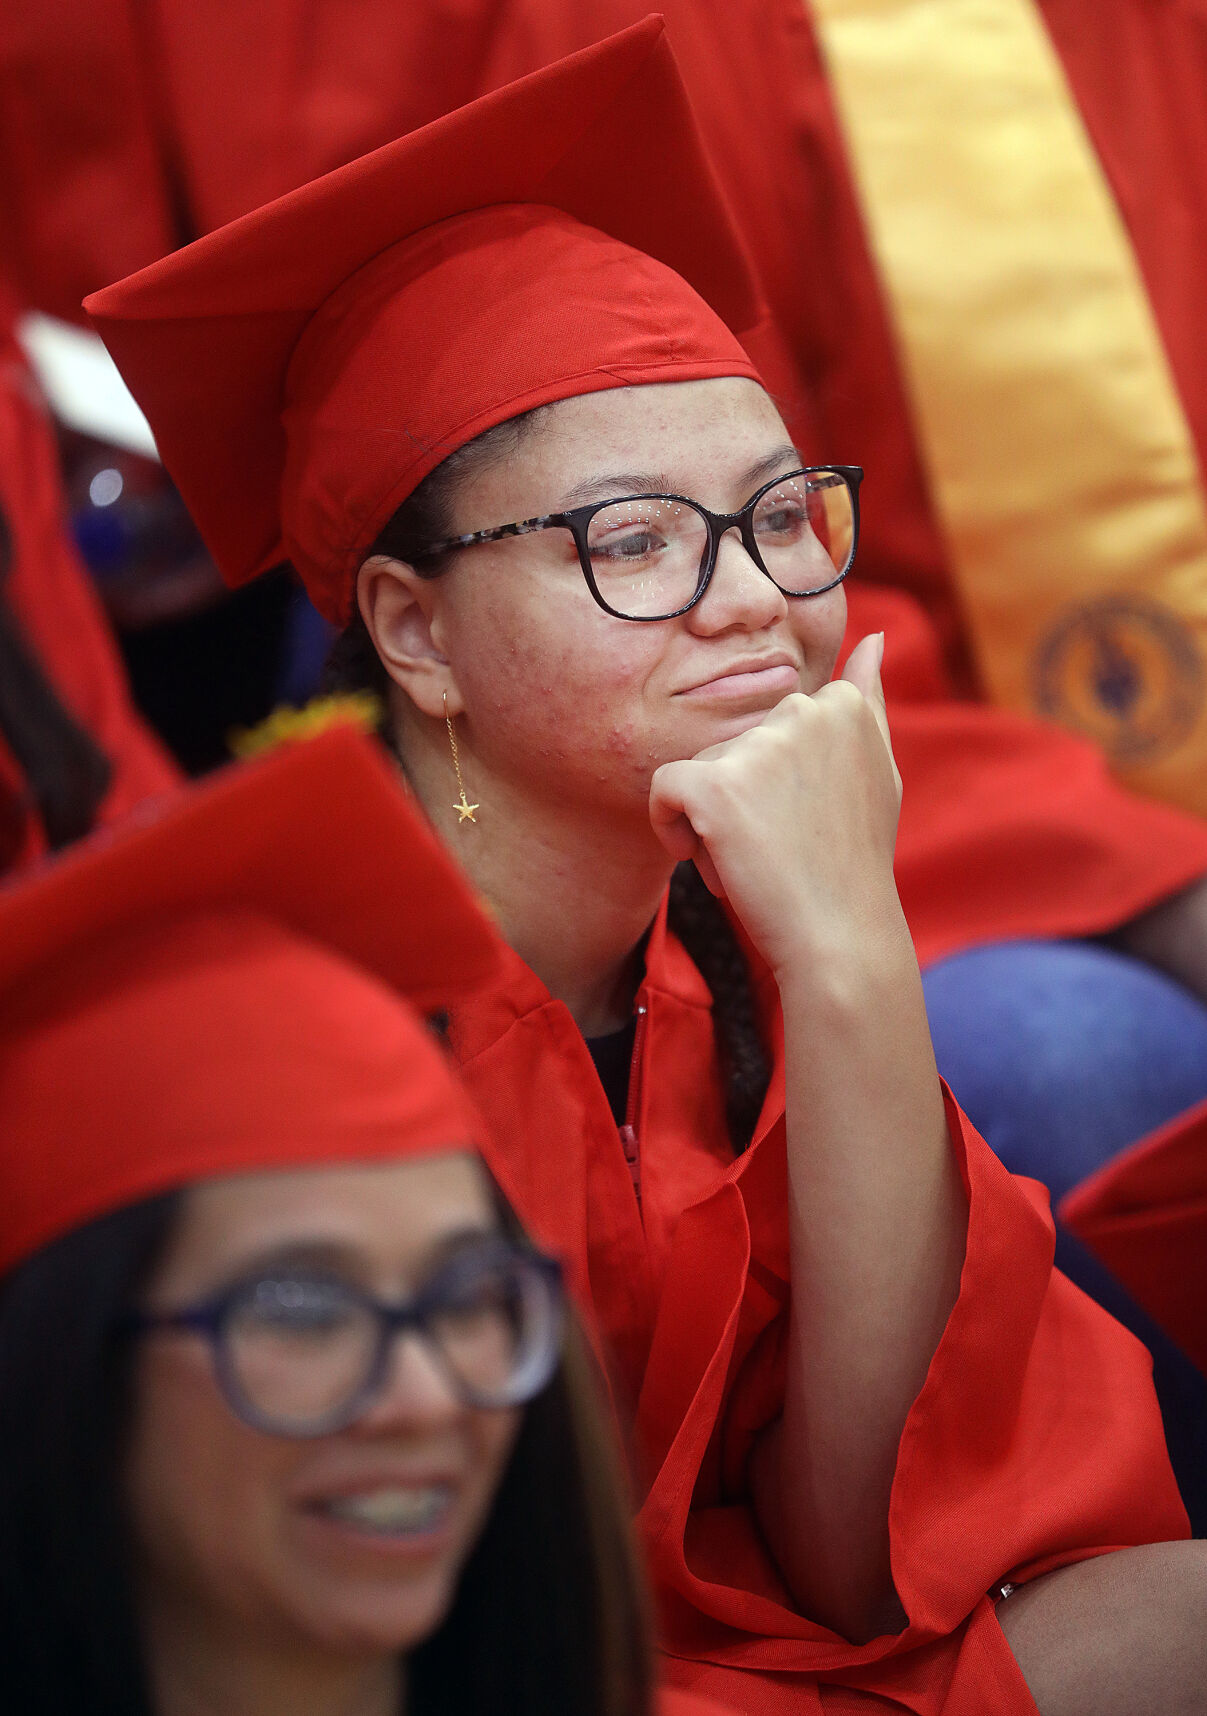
top-left (668, 862), bottom-right (770, 1154)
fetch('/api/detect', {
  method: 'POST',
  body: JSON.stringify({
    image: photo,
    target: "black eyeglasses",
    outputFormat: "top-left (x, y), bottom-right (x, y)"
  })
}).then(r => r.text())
top-left (416, 464), bottom-right (863, 621)
top-left (125, 1239), bottom-right (564, 1437)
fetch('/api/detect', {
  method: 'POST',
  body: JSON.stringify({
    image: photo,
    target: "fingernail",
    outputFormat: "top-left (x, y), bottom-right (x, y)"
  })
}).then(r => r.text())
top-left (875, 631), bottom-right (885, 668)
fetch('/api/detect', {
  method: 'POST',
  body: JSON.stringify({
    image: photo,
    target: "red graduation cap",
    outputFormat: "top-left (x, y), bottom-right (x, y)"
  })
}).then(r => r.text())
top-left (1060, 1098), bottom-right (1207, 1375)
top-left (0, 724), bottom-right (508, 1275)
top-left (85, 17), bottom-right (765, 626)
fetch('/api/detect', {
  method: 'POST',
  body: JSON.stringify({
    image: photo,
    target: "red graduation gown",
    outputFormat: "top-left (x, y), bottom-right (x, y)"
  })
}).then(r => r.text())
top-left (662, 1690), bottom-right (742, 1716)
top-left (449, 899), bottom-right (1188, 1714)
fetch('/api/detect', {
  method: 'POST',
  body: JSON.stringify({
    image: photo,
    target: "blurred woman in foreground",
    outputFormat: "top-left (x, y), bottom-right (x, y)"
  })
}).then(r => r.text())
top-left (0, 726), bottom-right (724, 1716)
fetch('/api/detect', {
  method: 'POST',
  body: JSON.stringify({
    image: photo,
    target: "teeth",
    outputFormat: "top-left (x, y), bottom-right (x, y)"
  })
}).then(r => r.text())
top-left (321, 1486), bottom-right (451, 1535)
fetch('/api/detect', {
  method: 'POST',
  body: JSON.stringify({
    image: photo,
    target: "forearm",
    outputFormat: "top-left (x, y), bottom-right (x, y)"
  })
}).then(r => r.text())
top-left (649, 639), bottom-right (962, 1636)
top-left (751, 905), bottom-right (967, 1641)
top-left (1112, 875), bottom-right (1207, 1006)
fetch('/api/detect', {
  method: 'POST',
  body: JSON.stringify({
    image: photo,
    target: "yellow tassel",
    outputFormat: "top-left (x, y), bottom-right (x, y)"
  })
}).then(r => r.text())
top-left (227, 692), bottom-right (384, 760)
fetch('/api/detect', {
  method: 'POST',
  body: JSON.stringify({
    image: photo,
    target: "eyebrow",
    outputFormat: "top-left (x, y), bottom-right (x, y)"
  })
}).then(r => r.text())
top-left (214, 1240), bottom-right (365, 1287)
top-left (422, 1224), bottom-right (507, 1273)
top-left (556, 444), bottom-right (803, 511)
top-left (742, 444), bottom-right (807, 490)
top-left (216, 1223), bottom-right (504, 1292)
top-left (557, 472), bottom-right (673, 508)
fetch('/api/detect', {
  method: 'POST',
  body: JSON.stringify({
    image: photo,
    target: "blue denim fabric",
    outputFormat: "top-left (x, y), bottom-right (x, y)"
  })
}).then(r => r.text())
top-left (922, 939), bottom-right (1207, 1200)
top-left (922, 938), bottom-right (1207, 1532)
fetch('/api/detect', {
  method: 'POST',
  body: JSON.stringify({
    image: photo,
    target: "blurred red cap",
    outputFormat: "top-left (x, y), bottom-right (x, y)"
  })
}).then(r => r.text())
top-left (0, 725), bottom-right (507, 1274)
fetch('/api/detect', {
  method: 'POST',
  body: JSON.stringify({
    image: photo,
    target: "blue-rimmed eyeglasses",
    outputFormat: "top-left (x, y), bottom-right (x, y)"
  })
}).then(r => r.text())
top-left (415, 464), bottom-right (863, 622)
top-left (124, 1239), bottom-right (564, 1437)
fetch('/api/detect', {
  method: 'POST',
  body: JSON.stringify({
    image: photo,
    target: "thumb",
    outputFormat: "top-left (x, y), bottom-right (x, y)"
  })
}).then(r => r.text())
top-left (839, 632), bottom-right (897, 771)
top-left (839, 630), bottom-right (885, 702)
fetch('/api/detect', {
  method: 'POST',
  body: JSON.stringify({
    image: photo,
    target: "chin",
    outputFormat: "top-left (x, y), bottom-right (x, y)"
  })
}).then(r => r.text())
top-left (291, 1569), bottom-right (460, 1656)
top-left (691, 703), bottom-right (781, 747)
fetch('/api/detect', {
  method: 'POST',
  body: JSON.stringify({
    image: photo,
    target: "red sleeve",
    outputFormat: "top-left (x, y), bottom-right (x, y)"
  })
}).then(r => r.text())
top-left (890, 1093), bottom-right (1187, 1594)
top-left (628, 1087), bottom-right (1186, 1698)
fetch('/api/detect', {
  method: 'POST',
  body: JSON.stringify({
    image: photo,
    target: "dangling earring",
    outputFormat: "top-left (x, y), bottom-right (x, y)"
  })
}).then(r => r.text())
top-left (443, 692), bottom-right (479, 825)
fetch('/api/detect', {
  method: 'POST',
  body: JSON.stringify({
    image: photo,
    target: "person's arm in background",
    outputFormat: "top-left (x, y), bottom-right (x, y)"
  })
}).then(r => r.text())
top-left (0, 316), bottom-right (180, 874)
top-left (1112, 881), bottom-right (1207, 1006)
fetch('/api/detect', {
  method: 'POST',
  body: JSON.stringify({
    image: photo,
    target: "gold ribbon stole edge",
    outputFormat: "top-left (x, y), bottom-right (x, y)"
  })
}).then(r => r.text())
top-left (809, 0), bottom-right (1207, 814)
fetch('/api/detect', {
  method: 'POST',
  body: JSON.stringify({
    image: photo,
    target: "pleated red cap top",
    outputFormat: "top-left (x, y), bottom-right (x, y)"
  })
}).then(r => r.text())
top-left (0, 726), bottom-right (507, 1274)
top-left (84, 17), bottom-right (765, 625)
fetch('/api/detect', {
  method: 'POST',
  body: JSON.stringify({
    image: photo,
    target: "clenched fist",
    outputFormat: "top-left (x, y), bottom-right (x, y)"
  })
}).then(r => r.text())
top-left (648, 632), bottom-right (902, 979)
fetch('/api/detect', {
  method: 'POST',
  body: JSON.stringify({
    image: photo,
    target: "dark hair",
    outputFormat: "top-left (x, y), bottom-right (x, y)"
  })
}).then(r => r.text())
top-left (324, 424), bottom-right (772, 1153)
top-left (0, 503), bottom-right (113, 869)
top-left (411, 1322), bottom-right (652, 1715)
top-left (0, 1195), bottom-right (171, 1715)
top-left (0, 1188), bottom-right (653, 1716)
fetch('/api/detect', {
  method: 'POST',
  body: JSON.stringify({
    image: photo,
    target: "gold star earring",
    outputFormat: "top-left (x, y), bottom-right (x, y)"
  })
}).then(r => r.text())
top-left (443, 692), bottom-right (479, 825)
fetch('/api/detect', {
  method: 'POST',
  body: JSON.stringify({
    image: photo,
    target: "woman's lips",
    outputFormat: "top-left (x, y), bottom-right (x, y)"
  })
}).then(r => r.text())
top-left (316, 1485), bottom-right (453, 1534)
top-left (294, 1482), bottom-right (459, 1558)
top-left (677, 661), bottom-right (800, 702)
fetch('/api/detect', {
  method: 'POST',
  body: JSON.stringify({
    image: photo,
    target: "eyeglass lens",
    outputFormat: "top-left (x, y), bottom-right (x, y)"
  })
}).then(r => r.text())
top-left (583, 469), bottom-right (854, 619)
top-left (221, 1248), bottom-right (554, 1433)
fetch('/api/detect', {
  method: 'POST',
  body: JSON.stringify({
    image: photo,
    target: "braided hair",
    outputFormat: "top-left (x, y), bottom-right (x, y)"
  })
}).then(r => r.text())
top-left (323, 419), bottom-right (771, 1154)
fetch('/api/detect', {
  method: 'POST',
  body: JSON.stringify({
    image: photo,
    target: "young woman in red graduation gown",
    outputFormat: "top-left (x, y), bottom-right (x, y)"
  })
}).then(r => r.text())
top-left (86, 23), bottom-right (1207, 1715)
top-left (0, 726), bottom-right (728, 1716)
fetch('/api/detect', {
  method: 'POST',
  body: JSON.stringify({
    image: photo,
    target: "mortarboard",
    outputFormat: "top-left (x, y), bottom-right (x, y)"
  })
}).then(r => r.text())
top-left (84, 17), bottom-right (765, 626)
top-left (0, 725), bottom-right (507, 1274)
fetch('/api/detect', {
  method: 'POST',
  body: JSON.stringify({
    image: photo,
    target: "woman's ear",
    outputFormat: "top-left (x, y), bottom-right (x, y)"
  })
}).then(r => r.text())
top-left (357, 556), bottom-right (459, 719)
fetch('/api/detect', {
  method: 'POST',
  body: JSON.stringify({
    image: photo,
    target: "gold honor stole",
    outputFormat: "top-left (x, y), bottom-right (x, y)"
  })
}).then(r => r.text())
top-left (810, 0), bottom-right (1207, 815)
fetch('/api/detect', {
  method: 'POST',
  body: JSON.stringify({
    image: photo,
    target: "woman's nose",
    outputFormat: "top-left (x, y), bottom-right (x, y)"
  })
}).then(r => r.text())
top-left (350, 1330), bottom-right (464, 1433)
top-left (687, 526), bottom-right (788, 633)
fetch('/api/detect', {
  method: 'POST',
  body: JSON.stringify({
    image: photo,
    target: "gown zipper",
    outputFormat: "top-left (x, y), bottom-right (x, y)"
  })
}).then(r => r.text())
top-left (619, 1002), bottom-right (648, 1208)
